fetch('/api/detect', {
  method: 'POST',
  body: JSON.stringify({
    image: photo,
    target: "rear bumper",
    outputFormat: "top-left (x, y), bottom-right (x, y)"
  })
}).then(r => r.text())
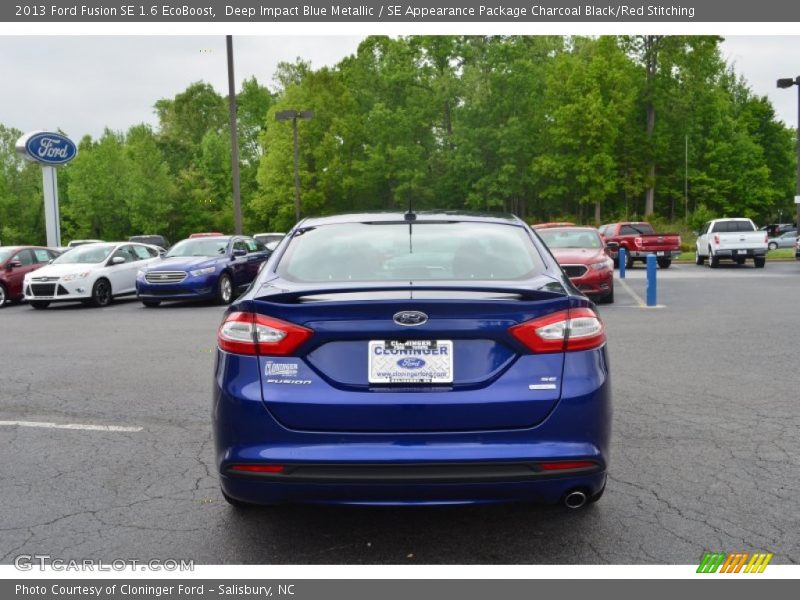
top-left (712, 248), bottom-right (766, 257)
top-left (628, 250), bottom-right (681, 259)
top-left (220, 471), bottom-right (607, 506)
top-left (213, 348), bottom-right (612, 506)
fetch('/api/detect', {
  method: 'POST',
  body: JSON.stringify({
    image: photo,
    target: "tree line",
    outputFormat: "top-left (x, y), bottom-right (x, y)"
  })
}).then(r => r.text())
top-left (1, 35), bottom-right (795, 246)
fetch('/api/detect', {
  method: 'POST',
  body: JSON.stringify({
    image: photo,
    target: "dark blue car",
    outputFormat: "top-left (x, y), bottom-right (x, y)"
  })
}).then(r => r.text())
top-left (213, 213), bottom-right (611, 508)
top-left (136, 236), bottom-right (270, 307)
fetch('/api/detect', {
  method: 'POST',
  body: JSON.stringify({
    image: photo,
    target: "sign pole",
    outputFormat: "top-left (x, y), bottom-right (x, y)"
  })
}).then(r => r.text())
top-left (41, 165), bottom-right (62, 248)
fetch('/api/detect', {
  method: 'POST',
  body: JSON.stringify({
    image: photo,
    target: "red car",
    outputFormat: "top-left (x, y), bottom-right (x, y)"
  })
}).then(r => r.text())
top-left (535, 227), bottom-right (615, 304)
top-left (189, 232), bottom-right (225, 238)
top-left (0, 246), bottom-right (61, 306)
top-left (598, 222), bottom-right (681, 269)
top-left (532, 222), bottom-right (576, 230)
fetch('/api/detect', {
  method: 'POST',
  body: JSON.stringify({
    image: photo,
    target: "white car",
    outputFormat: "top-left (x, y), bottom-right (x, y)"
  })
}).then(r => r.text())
top-left (252, 232), bottom-right (285, 252)
top-left (23, 242), bottom-right (160, 309)
top-left (695, 218), bottom-right (768, 268)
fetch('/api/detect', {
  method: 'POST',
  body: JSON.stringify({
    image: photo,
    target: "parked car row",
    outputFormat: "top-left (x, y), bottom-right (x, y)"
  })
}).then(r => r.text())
top-left (1, 231), bottom-right (286, 309)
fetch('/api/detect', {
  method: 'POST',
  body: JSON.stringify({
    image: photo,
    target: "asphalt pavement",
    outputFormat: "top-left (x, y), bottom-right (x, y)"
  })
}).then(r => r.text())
top-left (1, 261), bottom-right (798, 564)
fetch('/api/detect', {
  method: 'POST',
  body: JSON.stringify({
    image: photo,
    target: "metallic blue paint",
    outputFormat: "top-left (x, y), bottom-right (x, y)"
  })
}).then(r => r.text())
top-left (213, 213), bottom-right (612, 506)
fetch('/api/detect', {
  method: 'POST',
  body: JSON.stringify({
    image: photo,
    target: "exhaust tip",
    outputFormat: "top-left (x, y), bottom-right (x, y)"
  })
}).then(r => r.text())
top-left (563, 490), bottom-right (587, 509)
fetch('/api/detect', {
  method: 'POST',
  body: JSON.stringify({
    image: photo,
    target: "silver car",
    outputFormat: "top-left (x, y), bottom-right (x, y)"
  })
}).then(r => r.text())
top-left (767, 230), bottom-right (797, 250)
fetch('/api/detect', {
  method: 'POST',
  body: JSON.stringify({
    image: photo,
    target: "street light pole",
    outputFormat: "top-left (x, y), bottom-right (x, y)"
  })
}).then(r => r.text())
top-left (777, 76), bottom-right (800, 231)
top-left (226, 35), bottom-right (243, 235)
top-left (275, 110), bottom-right (314, 223)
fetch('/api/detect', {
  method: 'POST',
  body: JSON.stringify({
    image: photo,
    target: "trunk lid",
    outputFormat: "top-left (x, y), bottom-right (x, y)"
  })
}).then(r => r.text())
top-left (247, 283), bottom-right (570, 432)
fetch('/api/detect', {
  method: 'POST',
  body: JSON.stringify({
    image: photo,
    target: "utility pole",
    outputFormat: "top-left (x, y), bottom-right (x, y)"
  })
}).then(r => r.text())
top-left (226, 35), bottom-right (242, 235)
top-left (275, 110), bottom-right (314, 223)
top-left (777, 76), bottom-right (800, 232)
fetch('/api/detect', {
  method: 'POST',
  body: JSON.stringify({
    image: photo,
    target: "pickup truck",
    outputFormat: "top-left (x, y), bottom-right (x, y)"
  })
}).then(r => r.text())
top-left (695, 218), bottom-right (768, 268)
top-left (598, 222), bottom-right (682, 268)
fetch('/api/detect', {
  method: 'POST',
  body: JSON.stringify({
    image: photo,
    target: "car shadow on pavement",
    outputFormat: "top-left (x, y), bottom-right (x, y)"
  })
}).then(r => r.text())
top-left (214, 501), bottom-right (606, 564)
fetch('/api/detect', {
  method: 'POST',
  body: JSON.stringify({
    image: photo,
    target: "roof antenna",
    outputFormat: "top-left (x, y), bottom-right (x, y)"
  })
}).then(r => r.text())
top-left (405, 197), bottom-right (415, 253)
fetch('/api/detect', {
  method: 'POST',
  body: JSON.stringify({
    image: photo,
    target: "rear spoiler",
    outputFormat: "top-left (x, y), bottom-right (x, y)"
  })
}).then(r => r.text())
top-left (254, 280), bottom-right (567, 303)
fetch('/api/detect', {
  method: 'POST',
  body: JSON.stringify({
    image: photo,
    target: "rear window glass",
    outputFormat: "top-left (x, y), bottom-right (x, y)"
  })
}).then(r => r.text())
top-left (538, 228), bottom-right (602, 249)
top-left (277, 222), bottom-right (543, 282)
top-left (713, 220), bottom-right (756, 233)
top-left (619, 223), bottom-right (654, 235)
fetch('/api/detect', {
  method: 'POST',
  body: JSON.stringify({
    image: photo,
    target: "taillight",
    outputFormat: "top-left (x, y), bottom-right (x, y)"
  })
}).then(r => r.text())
top-left (509, 308), bottom-right (605, 353)
top-left (634, 237), bottom-right (642, 247)
top-left (218, 311), bottom-right (312, 356)
top-left (713, 234), bottom-right (720, 245)
top-left (229, 464), bottom-right (285, 473)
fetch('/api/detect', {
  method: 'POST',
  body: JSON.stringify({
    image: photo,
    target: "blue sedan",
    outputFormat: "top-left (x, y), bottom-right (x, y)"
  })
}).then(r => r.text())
top-left (213, 213), bottom-right (611, 508)
top-left (136, 236), bottom-right (270, 307)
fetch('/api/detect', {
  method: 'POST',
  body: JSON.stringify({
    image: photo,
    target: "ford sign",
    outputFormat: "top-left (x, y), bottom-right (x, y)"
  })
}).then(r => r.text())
top-left (16, 131), bottom-right (77, 166)
top-left (397, 358), bottom-right (426, 369)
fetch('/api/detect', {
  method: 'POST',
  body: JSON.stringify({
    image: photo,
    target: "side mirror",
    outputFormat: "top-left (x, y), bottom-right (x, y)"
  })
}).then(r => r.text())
top-left (111, 256), bottom-right (126, 265)
top-left (7, 260), bottom-right (22, 269)
top-left (232, 248), bottom-right (247, 258)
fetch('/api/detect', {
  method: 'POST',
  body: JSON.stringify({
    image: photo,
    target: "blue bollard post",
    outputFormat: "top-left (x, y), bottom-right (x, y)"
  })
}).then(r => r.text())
top-left (619, 248), bottom-right (626, 279)
top-left (646, 254), bottom-right (657, 306)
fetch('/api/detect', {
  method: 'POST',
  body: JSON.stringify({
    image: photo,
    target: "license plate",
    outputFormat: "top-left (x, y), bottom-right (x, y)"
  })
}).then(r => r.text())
top-left (656, 251), bottom-right (665, 256)
top-left (737, 249), bottom-right (747, 255)
top-left (368, 340), bottom-right (453, 384)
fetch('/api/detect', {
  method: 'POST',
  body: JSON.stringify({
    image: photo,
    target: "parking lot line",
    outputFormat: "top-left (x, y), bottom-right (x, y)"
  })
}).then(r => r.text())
top-left (0, 420), bottom-right (143, 433)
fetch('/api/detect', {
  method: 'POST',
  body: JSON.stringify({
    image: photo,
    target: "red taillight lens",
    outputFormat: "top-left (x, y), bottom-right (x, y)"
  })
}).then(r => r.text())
top-left (509, 308), bottom-right (605, 353)
top-left (218, 312), bottom-right (312, 356)
top-left (229, 464), bottom-right (285, 473)
top-left (634, 237), bottom-right (642, 247)
top-left (539, 461), bottom-right (597, 471)
top-left (713, 234), bottom-right (720, 245)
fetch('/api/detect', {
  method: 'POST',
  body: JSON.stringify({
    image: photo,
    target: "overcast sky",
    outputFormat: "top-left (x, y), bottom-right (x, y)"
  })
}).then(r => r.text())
top-left (0, 35), bottom-right (798, 140)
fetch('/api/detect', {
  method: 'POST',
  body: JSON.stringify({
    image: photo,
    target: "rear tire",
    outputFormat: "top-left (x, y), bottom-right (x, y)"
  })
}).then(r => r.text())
top-left (221, 489), bottom-right (255, 509)
top-left (754, 256), bottom-right (766, 268)
top-left (768, 242), bottom-right (778, 251)
top-left (695, 251), bottom-right (704, 265)
top-left (30, 300), bottom-right (50, 309)
top-left (598, 287), bottom-right (614, 304)
top-left (0, 283), bottom-right (7, 307)
top-left (656, 258), bottom-right (671, 269)
top-left (90, 278), bottom-right (112, 307)
top-left (587, 477), bottom-right (607, 504)
top-left (625, 252), bottom-right (634, 269)
top-left (216, 273), bottom-right (233, 305)
top-left (708, 248), bottom-right (719, 269)
top-left (142, 300), bottom-right (161, 308)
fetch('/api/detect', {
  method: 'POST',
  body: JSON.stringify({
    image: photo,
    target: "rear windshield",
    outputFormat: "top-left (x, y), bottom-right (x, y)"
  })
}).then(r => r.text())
top-left (619, 223), bottom-right (654, 235)
top-left (53, 244), bottom-right (114, 264)
top-left (277, 222), bottom-right (544, 282)
top-left (537, 228), bottom-right (602, 249)
top-left (712, 220), bottom-right (756, 233)
top-left (167, 239), bottom-right (229, 257)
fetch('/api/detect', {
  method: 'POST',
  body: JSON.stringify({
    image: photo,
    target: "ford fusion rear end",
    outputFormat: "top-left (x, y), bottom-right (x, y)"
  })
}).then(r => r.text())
top-left (213, 215), bottom-right (611, 507)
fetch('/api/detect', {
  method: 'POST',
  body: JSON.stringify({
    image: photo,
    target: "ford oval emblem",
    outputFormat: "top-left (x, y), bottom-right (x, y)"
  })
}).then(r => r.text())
top-left (18, 131), bottom-right (77, 166)
top-left (393, 311), bottom-right (428, 326)
top-left (398, 358), bottom-right (426, 369)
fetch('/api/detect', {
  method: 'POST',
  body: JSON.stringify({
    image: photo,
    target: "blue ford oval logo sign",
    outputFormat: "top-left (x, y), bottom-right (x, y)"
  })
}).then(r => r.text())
top-left (17, 131), bottom-right (77, 166)
top-left (393, 311), bottom-right (428, 326)
top-left (397, 358), bottom-right (426, 369)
